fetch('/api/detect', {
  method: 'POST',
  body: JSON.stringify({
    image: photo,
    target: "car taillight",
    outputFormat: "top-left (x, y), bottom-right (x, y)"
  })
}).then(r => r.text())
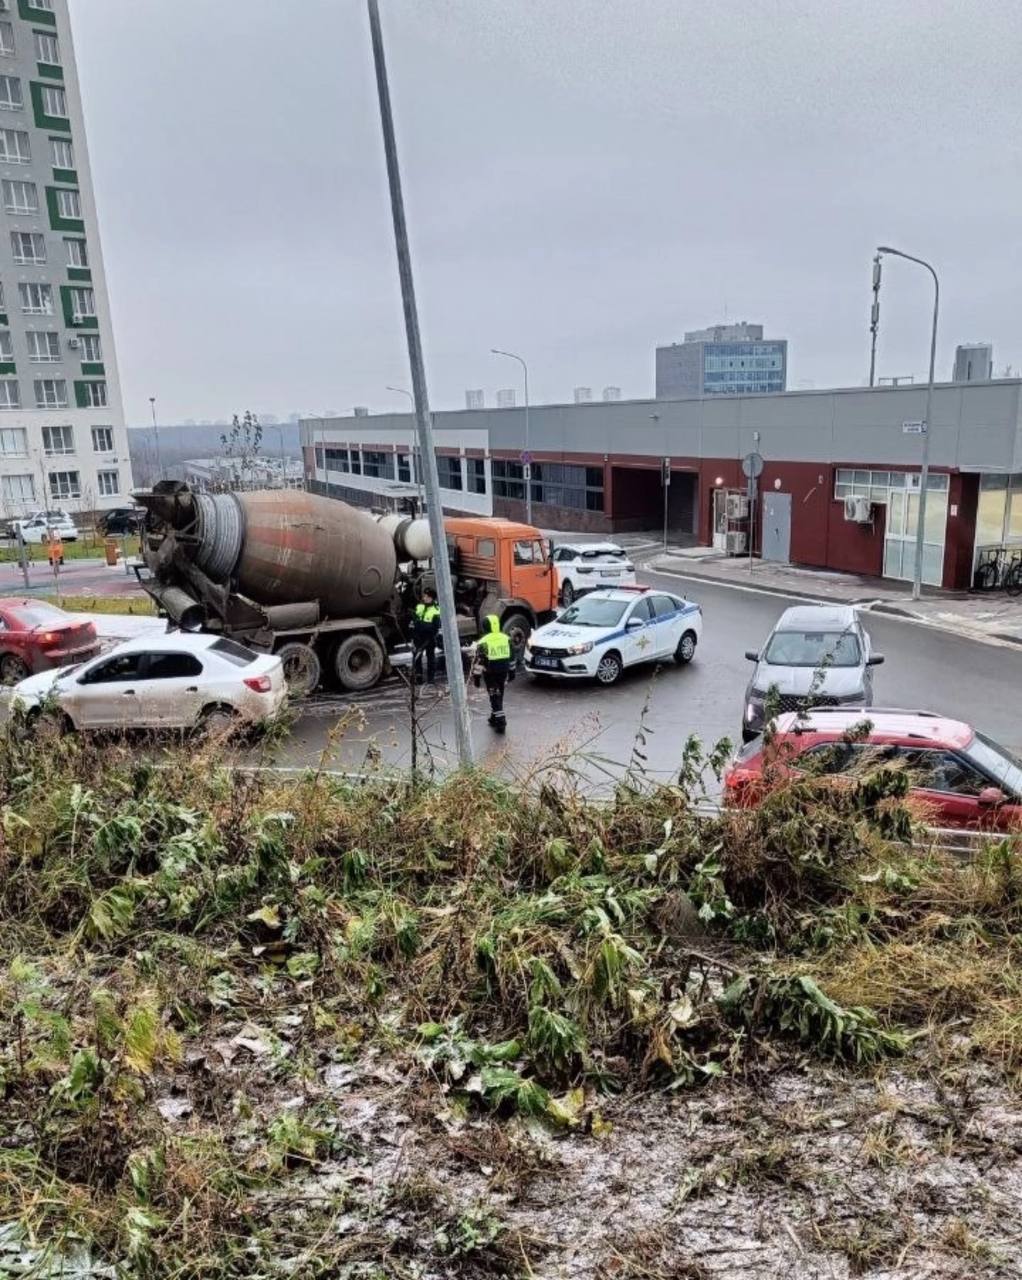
top-left (244, 674), bottom-right (273, 693)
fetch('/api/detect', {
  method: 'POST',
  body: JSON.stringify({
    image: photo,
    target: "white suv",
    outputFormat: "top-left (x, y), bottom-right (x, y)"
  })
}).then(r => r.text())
top-left (13, 510), bottom-right (79, 544)
top-left (552, 542), bottom-right (636, 605)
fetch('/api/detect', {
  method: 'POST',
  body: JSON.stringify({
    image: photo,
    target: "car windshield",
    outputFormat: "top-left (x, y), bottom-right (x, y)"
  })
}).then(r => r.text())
top-left (964, 733), bottom-right (1022, 799)
top-left (558, 598), bottom-right (628, 627)
top-left (581, 547), bottom-right (626, 561)
top-left (12, 603), bottom-right (66, 627)
top-left (763, 630), bottom-right (862, 668)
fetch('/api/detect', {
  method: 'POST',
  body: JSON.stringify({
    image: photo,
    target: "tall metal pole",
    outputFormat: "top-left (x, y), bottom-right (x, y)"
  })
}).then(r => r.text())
top-left (386, 384), bottom-right (424, 507)
top-left (367, 0), bottom-right (473, 768)
top-left (877, 246), bottom-right (939, 602)
top-left (148, 397), bottom-right (162, 478)
top-left (869, 255), bottom-right (881, 387)
top-left (491, 348), bottom-right (531, 523)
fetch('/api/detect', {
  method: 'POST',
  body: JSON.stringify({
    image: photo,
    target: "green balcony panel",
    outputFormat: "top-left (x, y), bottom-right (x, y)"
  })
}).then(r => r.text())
top-left (19, 1), bottom-right (56, 26)
top-left (52, 167), bottom-right (77, 185)
top-left (31, 83), bottom-right (70, 133)
top-left (46, 187), bottom-right (84, 233)
top-left (80, 361), bottom-right (104, 377)
top-left (37, 64), bottom-right (64, 82)
top-left (0, 362), bottom-right (15, 375)
top-left (67, 267), bottom-right (91, 283)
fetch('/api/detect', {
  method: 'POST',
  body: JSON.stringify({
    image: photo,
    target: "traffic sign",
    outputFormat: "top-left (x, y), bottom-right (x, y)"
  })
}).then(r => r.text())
top-left (520, 450), bottom-right (532, 465)
top-left (742, 451), bottom-right (764, 479)
top-left (902, 420), bottom-right (927, 435)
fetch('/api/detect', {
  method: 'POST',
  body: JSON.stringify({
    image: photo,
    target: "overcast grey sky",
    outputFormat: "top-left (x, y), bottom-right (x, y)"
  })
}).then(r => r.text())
top-left (71, 0), bottom-right (1022, 423)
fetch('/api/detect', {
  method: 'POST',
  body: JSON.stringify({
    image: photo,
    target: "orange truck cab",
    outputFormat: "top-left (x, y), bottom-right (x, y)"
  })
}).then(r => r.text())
top-left (442, 517), bottom-right (559, 659)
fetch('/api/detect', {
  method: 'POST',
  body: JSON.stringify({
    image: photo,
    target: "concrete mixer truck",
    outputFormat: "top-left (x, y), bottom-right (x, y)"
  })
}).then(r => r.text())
top-left (132, 481), bottom-right (559, 696)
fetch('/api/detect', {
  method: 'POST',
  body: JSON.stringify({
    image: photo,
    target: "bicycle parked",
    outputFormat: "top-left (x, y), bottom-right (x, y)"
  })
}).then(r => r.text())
top-left (974, 544), bottom-right (1022, 597)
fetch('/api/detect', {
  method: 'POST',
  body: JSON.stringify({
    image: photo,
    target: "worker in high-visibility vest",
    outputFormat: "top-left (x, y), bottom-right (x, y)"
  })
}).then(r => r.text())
top-left (412, 588), bottom-right (441, 684)
top-left (46, 529), bottom-right (63, 572)
top-left (473, 614), bottom-right (513, 733)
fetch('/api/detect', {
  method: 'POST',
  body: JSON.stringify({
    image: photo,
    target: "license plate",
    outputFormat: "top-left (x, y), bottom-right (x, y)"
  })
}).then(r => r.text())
top-left (601, 569), bottom-right (620, 576)
top-left (534, 656), bottom-right (560, 670)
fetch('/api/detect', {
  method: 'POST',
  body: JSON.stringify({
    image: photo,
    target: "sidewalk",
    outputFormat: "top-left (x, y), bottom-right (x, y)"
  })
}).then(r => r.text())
top-left (647, 547), bottom-right (1022, 648)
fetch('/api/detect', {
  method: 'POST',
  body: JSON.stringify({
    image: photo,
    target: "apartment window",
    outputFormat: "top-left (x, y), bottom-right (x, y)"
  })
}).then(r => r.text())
top-left (64, 236), bottom-right (87, 267)
top-left (91, 425), bottom-right (113, 453)
top-left (30, 0), bottom-right (55, 9)
top-left (2, 473), bottom-right (34, 504)
top-left (50, 137), bottom-right (73, 169)
top-left (0, 127), bottom-right (30, 162)
top-left (490, 459), bottom-right (525, 501)
top-left (19, 282), bottom-right (53, 314)
top-left (0, 75), bottom-right (22, 110)
top-left (40, 86), bottom-right (66, 118)
top-left (79, 332), bottom-right (101, 362)
top-left (42, 423), bottom-right (72, 454)
top-left (79, 380), bottom-right (106, 408)
top-left (97, 469), bottom-right (119, 496)
top-left (528, 462), bottom-right (604, 512)
top-left (0, 330), bottom-right (11, 360)
top-left (0, 22), bottom-right (14, 56)
top-left (436, 455), bottom-right (463, 492)
top-left (467, 457), bottom-right (486, 495)
top-left (35, 377), bottom-right (66, 408)
top-left (69, 286), bottom-right (94, 319)
top-left (34, 33), bottom-right (59, 65)
top-left (55, 189), bottom-right (80, 219)
top-left (397, 453), bottom-right (411, 483)
top-left (11, 230), bottom-right (45, 263)
top-left (49, 469), bottom-right (80, 500)
top-left (3, 178), bottom-right (37, 213)
top-left (0, 425), bottom-right (26, 455)
top-left (26, 329), bottom-right (60, 362)
top-left (323, 446), bottom-right (348, 473)
top-left (0, 379), bottom-right (20, 409)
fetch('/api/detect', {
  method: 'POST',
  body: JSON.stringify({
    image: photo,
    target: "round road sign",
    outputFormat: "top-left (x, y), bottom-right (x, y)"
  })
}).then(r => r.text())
top-left (520, 450), bottom-right (532, 465)
top-left (742, 451), bottom-right (764, 479)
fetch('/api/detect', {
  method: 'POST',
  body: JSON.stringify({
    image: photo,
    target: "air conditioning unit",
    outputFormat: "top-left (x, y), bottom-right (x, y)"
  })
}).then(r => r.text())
top-left (725, 530), bottom-right (747, 554)
top-left (843, 494), bottom-right (872, 523)
top-left (67, 337), bottom-right (80, 349)
top-left (726, 493), bottom-right (750, 520)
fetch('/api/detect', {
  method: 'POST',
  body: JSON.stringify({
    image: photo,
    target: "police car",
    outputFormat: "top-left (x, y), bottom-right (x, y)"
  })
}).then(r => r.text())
top-left (524, 586), bottom-right (702, 685)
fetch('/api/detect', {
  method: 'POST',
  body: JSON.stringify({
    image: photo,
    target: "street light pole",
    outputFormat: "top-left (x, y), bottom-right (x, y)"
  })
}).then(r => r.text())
top-left (148, 397), bottom-right (162, 480)
top-left (367, 0), bottom-right (473, 769)
top-left (869, 254), bottom-right (882, 388)
top-left (386, 384), bottom-right (424, 508)
top-left (490, 348), bottom-right (531, 523)
top-left (876, 245), bottom-right (939, 602)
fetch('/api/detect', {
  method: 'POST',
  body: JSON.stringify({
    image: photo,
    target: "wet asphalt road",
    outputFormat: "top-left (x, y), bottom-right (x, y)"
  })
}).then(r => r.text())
top-left (265, 569), bottom-right (1022, 785)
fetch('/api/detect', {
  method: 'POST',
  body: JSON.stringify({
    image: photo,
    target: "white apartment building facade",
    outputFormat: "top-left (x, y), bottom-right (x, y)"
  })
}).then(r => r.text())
top-left (0, 0), bottom-right (130, 519)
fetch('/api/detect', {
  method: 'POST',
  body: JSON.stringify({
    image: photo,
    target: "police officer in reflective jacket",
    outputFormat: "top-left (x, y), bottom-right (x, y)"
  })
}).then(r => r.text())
top-left (412, 589), bottom-right (440, 684)
top-left (473, 614), bottom-right (514, 733)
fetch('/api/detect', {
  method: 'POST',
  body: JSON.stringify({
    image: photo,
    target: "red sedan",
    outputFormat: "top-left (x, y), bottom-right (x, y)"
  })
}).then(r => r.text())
top-left (0, 599), bottom-right (99, 684)
top-left (724, 708), bottom-right (1022, 831)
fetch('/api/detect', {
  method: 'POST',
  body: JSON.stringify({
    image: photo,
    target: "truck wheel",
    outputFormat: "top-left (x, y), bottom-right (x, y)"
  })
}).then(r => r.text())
top-left (560, 581), bottom-right (575, 606)
top-left (277, 642), bottom-right (321, 698)
top-left (332, 633), bottom-right (385, 692)
top-left (501, 612), bottom-right (531, 665)
top-left (0, 654), bottom-right (29, 684)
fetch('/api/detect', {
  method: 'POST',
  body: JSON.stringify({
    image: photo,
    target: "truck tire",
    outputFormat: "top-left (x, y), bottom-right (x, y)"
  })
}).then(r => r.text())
top-left (501, 611), bottom-right (531, 665)
top-left (276, 642), bottom-right (321, 698)
top-left (332, 632), bottom-right (385, 692)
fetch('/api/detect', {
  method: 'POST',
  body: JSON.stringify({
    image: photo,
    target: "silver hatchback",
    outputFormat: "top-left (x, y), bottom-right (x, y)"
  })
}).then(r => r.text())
top-left (742, 604), bottom-right (884, 742)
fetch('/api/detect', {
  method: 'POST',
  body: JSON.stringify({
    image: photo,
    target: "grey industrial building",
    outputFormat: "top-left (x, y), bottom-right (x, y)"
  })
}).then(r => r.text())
top-left (655, 322), bottom-right (788, 398)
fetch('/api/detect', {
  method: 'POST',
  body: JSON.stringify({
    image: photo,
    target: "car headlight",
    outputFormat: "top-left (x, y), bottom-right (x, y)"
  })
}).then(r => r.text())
top-left (567, 641), bottom-right (594, 655)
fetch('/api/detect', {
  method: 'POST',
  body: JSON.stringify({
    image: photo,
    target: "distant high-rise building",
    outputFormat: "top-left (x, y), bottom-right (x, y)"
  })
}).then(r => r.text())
top-left (0, 0), bottom-right (132, 516)
top-left (656, 321), bottom-right (787, 398)
top-left (573, 387), bottom-right (592, 404)
top-left (952, 344), bottom-right (993, 383)
top-left (465, 389), bottom-right (484, 410)
top-left (353, 406), bottom-right (369, 417)
top-left (496, 388), bottom-right (516, 409)
top-left (602, 386), bottom-right (622, 402)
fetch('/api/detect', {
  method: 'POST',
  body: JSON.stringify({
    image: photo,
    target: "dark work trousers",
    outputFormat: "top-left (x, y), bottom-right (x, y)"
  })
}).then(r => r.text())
top-left (484, 670), bottom-right (507, 720)
top-left (414, 640), bottom-right (437, 683)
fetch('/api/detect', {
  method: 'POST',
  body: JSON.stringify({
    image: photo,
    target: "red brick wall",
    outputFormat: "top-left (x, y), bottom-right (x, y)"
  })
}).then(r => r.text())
top-left (945, 473), bottom-right (978, 590)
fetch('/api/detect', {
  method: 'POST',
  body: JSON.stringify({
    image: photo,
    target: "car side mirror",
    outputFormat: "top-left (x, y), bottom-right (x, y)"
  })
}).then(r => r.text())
top-left (978, 786), bottom-right (1007, 808)
top-left (745, 650), bottom-right (760, 662)
top-left (626, 617), bottom-right (643, 630)
top-left (867, 654), bottom-right (885, 666)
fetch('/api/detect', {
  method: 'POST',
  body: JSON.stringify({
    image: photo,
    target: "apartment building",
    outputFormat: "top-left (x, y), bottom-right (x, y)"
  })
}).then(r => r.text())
top-left (0, 0), bottom-right (130, 519)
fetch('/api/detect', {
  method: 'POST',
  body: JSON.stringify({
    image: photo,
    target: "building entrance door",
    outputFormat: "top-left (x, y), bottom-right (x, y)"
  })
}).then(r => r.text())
top-left (883, 480), bottom-right (947, 586)
top-left (761, 492), bottom-right (791, 563)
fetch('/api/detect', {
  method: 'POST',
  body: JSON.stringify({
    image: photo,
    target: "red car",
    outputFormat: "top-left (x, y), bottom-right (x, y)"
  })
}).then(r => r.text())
top-left (724, 708), bottom-right (1022, 831)
top-left (0, 599), bottom-right (99, 684)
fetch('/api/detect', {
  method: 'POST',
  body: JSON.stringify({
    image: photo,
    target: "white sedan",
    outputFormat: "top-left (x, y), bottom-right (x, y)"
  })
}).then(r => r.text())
top-left (10, 632), bottom-right (286, 733)
top-left (552, 541), bottom-right (636, 605)
top-left (15, 512), bottom-right (79, 544)
top-left (524, 586), bottom-right (702, 685)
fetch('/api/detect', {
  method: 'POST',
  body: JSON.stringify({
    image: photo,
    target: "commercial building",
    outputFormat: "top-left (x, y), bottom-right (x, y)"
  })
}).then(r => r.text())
top-left (656, 322), bottom-right (788, 398)
top-left (0, 0), bottom-right (130, 520)
top-left (953, 343), bottom-right (993, 383)
top-left (302, 379), bottom-right (1022, 592)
